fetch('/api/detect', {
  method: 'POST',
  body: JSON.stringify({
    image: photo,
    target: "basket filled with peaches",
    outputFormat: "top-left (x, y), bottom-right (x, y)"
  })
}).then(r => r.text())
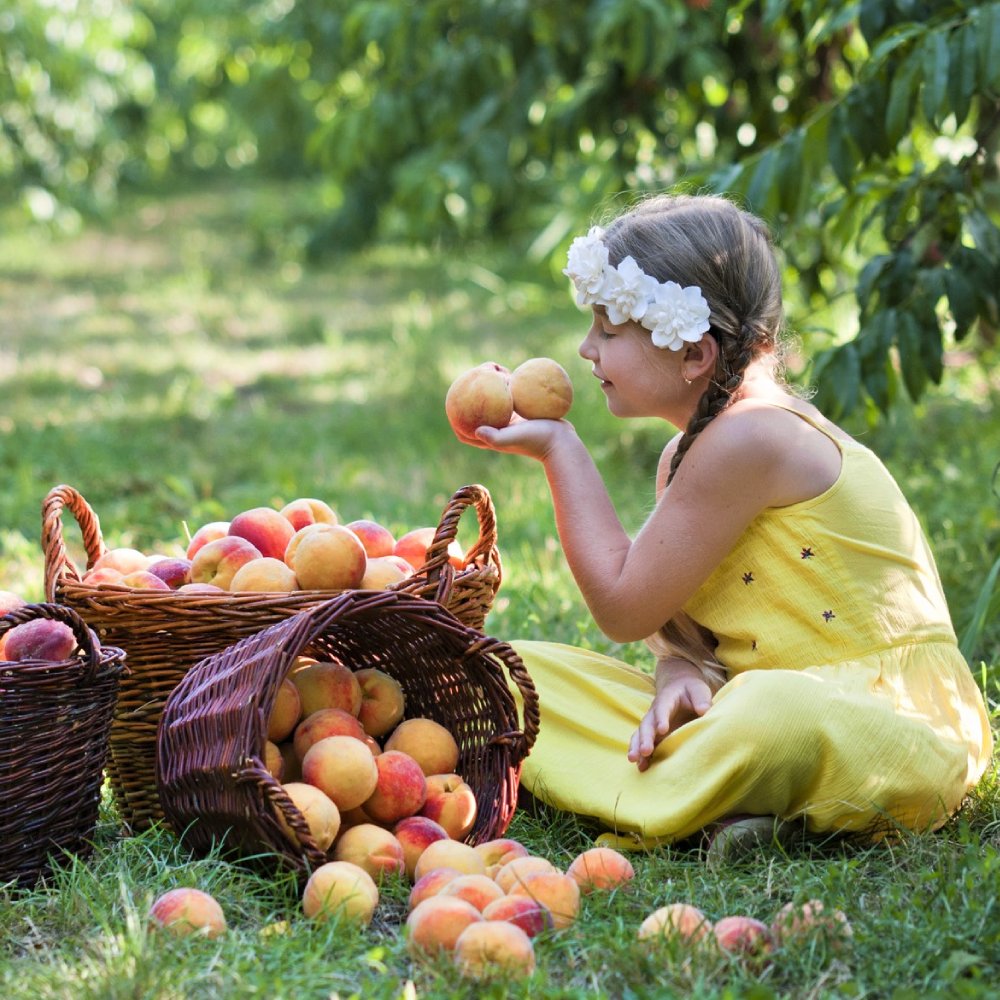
top-left (41, 482), bottom-right (501, 833)
top-left (155, 588), bottom-right (539, 876)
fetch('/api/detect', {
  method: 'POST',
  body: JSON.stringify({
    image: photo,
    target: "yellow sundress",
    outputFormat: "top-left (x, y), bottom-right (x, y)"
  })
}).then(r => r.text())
top-left (510, 405), bottom-right (994, 846)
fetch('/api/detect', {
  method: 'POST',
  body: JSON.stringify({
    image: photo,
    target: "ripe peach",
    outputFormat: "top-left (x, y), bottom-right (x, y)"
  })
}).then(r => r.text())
top-left (420, 773), bottom-right (477, 840)
top-left (445, 362), bottom-right (514, 438)
top-left (510, 357), bottom-right (574, 420)
top-left (279, 497), bottom-right (339, 532)
top-left (286, 523), bottom-right (367, 591)
top-left (771, 899), bottom-right (853, 949)
top-left (494, 855), bottom-right (557, 894)
top-left (228, 506), bottom-right (296, 562)
top-left (713, 915), bottom-right (774, 958)
top-left (3, 619), bottom-right (78, 662)
top-left (409, 866), bottom-right (464, 909)
top-left (293, 708), bottom-right (367, 761)
top-left (394, 815), bottom-right (451, 879)
top-left (393, 527), bottom-right (464, 571)
top-left (359, 555), bottom-right (413, 590)
top-left (177, 582), bottom-right (225, 594)
top-left (566, 846), bottom-right (635, 894)
top-left (275, 781), bottom-right (341, 852)
top-left (406, 895), bottom-right (483, 956)
top-left (302, 861), bottom-right (379, 926)
top-left (333, 823), bottom-right (406, 881)
top-left (475, 837), bottom-right (530, 876)
top-left (82, 567), bottom-right (126, 586)
top-left (91, 546), bottom-right (149, 576)
top-left (355, 667), bottom-right (406, 737)
top-left (508, 872), bottom-right (580, 930)
top-left (149, 888), bottom-right (226, 938)
top-left (146, 557), bottom-right (193, 589)
top-left (267, 678), bottom-right (302, 743)
top-left (638, 902), bottom-right (712, 944)
top-left (291, 659), bottom-right (362, 718)
top-left (229, 557), bottom-right (299, 593)
top-left (263, 740), bottom-right (284, 780)
top-left (190, 536), bottom-right (263, 590)
top-left (413, 839), bottom-right (487, 882)
top-left (438, 873), bottom-right (505, 912)
top-left (345, 519), bottom-right (396, 559)
top-left (481, 894), bottom-right (554, 939)
top-left (120, 570), bottom-right (172, 591)
top-left (384, 718), bottom-right (460, 776)
top-left (302, 735), bottom-right (379, 812)
top-left (185, 521), bottom-right (230, 560)
top-left (277, 741), bottom-right (301, 783)
top-left (454, 920), bottom-right (536, 978)
top-left (363, 750), bottom-right (427, 825)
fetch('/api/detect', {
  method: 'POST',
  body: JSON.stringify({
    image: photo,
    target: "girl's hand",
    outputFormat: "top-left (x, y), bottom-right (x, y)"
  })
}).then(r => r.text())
top-left (457, 417), bottom-right (575, 462)
top-left (627, 674), bottom-right (713, 772)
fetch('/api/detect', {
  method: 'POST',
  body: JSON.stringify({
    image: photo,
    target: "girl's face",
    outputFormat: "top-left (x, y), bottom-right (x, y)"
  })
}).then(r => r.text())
top-left (578, 307), bottom-right (689, 422)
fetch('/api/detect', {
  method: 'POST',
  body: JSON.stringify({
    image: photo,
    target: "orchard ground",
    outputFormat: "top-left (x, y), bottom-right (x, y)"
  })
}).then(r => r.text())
top-left (0, 181), bottom-right (998, 998)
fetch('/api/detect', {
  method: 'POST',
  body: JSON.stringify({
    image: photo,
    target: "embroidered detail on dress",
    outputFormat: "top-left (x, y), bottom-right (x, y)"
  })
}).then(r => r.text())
top-left (742, 572), bottom-right (754, 585)
top-left (822, 610), bottom-right (836, 622)
top-left (751, 639), bottom-right (758, 651)
top-left (801, 547), bottom-right (815, 559)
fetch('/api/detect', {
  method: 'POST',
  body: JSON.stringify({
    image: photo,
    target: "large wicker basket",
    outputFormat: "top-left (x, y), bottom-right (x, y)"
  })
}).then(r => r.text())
top-left (43, 483), bottom-right (502, 833)
top-left (0, 603), bottom-right (127, 888)
top-left (156, 589), bottom-right (538, 875)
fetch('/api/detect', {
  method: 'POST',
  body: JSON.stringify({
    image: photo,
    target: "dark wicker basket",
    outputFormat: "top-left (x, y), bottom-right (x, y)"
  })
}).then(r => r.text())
top-left (156, 589), bottom-right (539, 876)
top-left (42, 482), bottom-right (502, 833)
top-left (0, 603), bottom-right (126, 888)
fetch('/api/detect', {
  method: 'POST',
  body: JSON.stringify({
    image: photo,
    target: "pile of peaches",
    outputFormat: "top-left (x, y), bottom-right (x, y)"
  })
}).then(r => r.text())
top-left (75, 497), bottom-right (466, 597)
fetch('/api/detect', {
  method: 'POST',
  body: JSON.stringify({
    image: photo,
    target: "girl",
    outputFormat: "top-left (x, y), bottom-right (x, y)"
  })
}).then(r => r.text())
top-left (454, 194), bottom-right (994, 856)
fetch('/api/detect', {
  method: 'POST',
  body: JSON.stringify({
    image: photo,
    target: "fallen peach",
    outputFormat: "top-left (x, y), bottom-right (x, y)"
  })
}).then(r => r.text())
top-left (149, 888), bottom-right (226, 938)
top-left (406, 895), bottom-right (483, 956)
top-left (413, 838), bottom-right (487, 882)
top-left (481, 894), bottom-right (554, 939)
top-left (566, 846), bottom-right (635, 894)
top-left (493, 855), bottom-right (557, 894)
top-left (394, 815), bottom-right (451, 879)
top-left (333, 823), bottom-right (406, 881)
top-left (771, 899), bottom-right (853, 950)
top-left (637, 902), bottom-right (712, 944)
top-left (438, 873), bottom-right (505, 912)
top-left (713, 915), bottom-right (774, 958)
top-left (508, 871), bottom-right (580, 930)
top-left (302, 861), bottom-right (378, 926)
top-left (409, 866), bottom-right (465, 910)
top-left (454, 920), bottom-right (536, 979)
top-left (384, 718), bottom-right (460, 776)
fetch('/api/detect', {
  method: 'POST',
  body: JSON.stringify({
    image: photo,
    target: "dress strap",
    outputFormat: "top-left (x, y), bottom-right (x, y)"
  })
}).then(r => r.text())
top-left (755, 399), bottom-right (852, 451)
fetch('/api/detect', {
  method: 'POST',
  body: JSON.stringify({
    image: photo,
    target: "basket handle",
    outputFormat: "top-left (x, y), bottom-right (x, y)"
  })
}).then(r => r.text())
top-left (422, 483), bottom-right (501, 585)
top-left (42, 484), bottom-right (106, 602)
top-left (0, 602), bottom-right (103, 680)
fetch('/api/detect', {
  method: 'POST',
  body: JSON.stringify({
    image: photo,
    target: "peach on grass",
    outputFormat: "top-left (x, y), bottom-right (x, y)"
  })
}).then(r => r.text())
top-left (393, 527), bottom-right (464, 571)
top-left (185, 521), bottom-right (230, 561)
top-left (406, 895), bottom-right (483, 956)
top-left (481, 895), bottom-right (554, 939)
top-left (475, 837), bottom-right (530, 878)
top-left (286, 523), bottom-right (367, 591)
top-left (228, 506), bottom-right (296, 562)
top-left (345, 519), bottom-right (396, 559)
top-left (493, 855), bottom-right (557, 894)
top-left (510, 357), bottom-right (574, 420)
top-left (637, 902), bottom-right (712, 944)
top-left (419, 773), bottom-right (477, 841)
top-left (394, 815), bottom-right (451, 879)
top-left (413, 839), bottom-right (487, 882)
top-left (91, 546), bottom-right (149, 576)
top-left (292, 708), bottom-right (368, 761)
top-left (302, 861), bottom-right (379, 926)
top-left (267, 677), bottom-right (302, 743)
top-left (291, 659), bottom-right (362, 718)
top-left (229, 557), bottom-right (299, 593)
top-left (190, 536), bottom-right (262, 590)
top-left (3, 619), bottom-right (79, 662)
top-left (146, 557), bottom-right (193, 589)
top-left (363, 750), bottom-right (427, 825)
top-left (120, 570), bottom-right (172, 591)
top-left (508, 872), bottom-right (581, 931)
top-left (333, 823), bottom-right (406, 881)
top-left (301, 735), bottom-right (379, 812)
top-left (274, 782), bottom-right (341, 853)
top-left (149, 888), bottom-right (227, 938)
top-left (355, 667), bottom-right (406, 737)
top-left (279, 497), bottom-right (339, 532)
top-left (713, 915), bottom-right (774, 958)
top-left (770, 899), bottom-right (853, 949)
top-left (438, 873), bottom-right (505, 912)
top-left (384, 717), bottom-right (460, 776)
top-left (445, 362), bottom-right (514, 438)
top-left (359, 555), bottom-right (413, 590)
top-left (566, 846), bottom-right (635, 894)
top-left (409, 867), bottom-right (465, 910)
top-left (454, 920), bottom-right (536, 979)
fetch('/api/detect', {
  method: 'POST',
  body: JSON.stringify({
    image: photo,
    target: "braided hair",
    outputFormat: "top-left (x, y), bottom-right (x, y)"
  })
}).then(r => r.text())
top-left (601, 195), bottom-right (784, 484)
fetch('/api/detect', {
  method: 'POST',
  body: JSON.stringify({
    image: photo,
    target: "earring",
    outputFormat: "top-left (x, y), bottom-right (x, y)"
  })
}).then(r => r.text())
top-left (684, 377), bottom-right (693, 385)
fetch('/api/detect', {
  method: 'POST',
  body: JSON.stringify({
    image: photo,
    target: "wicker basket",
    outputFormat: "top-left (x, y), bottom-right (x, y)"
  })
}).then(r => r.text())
top-left (156, 589), bottom-right (538, 875)
top-left (42, 482), bottom-right (502, 833)
top-left (0, 603), bottom-right (127, 888)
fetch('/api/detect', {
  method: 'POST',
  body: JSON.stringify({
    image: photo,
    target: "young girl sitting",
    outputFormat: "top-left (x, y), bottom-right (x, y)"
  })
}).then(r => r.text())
top-left (454, 193), bottom-right (994, 855)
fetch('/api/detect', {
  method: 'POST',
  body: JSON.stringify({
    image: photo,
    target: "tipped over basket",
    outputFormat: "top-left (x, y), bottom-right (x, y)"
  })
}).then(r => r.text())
top-left (155, 589), bottom-right (539, 875)
top-left (42, 483), bottom-right (502, 833)
top-left (0, 604), bottom-right (127, 888)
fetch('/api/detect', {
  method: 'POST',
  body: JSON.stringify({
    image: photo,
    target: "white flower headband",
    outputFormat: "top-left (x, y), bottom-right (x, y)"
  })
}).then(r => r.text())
top-left (563, 226), bottom-right (712, 351)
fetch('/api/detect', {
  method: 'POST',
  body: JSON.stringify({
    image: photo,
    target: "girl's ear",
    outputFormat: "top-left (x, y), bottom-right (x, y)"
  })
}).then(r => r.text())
top-left (682, 336), bottom-right (719, 381)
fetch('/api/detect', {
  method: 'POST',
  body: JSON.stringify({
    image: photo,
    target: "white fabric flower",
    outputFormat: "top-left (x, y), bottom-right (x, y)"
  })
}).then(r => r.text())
top-left (563, 226), bottom-right (609, 306)
top-left (645, 281), bottom-right (712, 351)
top-left (601, 256), bottom-right (661, 325)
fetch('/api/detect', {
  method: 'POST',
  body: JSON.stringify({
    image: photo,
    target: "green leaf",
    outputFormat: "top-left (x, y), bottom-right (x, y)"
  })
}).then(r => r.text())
top-left (885, 47), bottom-right (920, 147)
top-left (921, 28), bottom-right (949, 124)
top-left (917, 312), bottom-right (944, 385)
top-left (828, 106), bottom-right (861, 188)
top-left (858, 0), bottom-right (888, 47)
top-left (776, 128), bottom-right (804, 218)
top-left (857, 254), bottom-right (892, 314)
top-left (744, 146), bottom-right (779, 220)
top-left (812, 343), bottom-right (861, 422)
top-left (947, 22), bottom-right (978, 127)
top-left (945, 266), bottom-right (978, 340)
top-left (959, 553), bottom-right (1000, 663)
top-left (979, 4), bottom-right (1000, 90)
top-left (895, 308), bottom-right (927, 401)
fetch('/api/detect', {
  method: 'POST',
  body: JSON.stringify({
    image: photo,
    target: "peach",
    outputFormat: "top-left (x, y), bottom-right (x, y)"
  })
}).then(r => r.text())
top-left (190, 536), bottom-right (263, 590)
top-left (566, 847), bottom-right (635, 894)
top-left (363, 750), bottom-right (427, 825)
top-left (185, 521), bottom-right (230, 560)
top-left (345, 519), bottom-right (396, 559)
top-left (508, 872), bottom-right (580, 930)
top-left (291, 660), bottom-right (362, 718)
top-left (481, 894), bottom-right (554, 939)
top-left (3, 619), bottom-right (78, 662)
top-left (230, 557), bottom-right (299, 593)
top-left (293, 708), bottom-right (367, 761)
top-left (177, 582), bottom-right (225, 594)
top-left (359, 555), bottom-right (413, 590)
top-left (91, 546), bottom-right (149, 576)
top-left (394, 815), bottom-right (451, 879)
top-left (393, 526), bottom-right (464, 571)
top-left (120, 570), bottom-right (172, 591)
top-left (302, 861), bottom-right (378, 926)
top-left (454, 920), bottom-right (536, 978)
top-left (438, 873), bottom-right (505, 912)
top-left (333, 823), bottom-right (406, 881)
top-left (494, 855), bottom-right (557, 894)
top-left (409, 866), bottom-right (465, 909)
top-left (0, 591), bottom-right (27, 658)
top-left (384, 718), bottom-right (460, 776)
top-left (771, 899), bottom-right (853, 949)
top-left (413, 839), bottom-right (487, 882)
top-left (279, 497), bottom-right (339, 532)
top-left (267, 678), bottom-right (302, 743)
top-left (264, 740), bottom-right (284, 780)
top-left (510, 357), bottom-right (574, 420)
top-left (355, 667), bottom-right (405, 737)
top-left (475, 838), bottom-right (530, 878)
top-left (149, 888), bottom-right (226, 938)
top-left (406, 895), bottom-right (482, 956)
top-left (286, 523), bottom-right (367, 591)
top-left (302, 735), bottom-right (379, 812)
top-left (638, 902), bottom-right (712, 944)
top-left (420, 773), bottom-right (477, 840)
top-left (445, 361), bottom-right (514, 438)
top-left (82, 567), bottom-right (125, 586)
top-left (146, 557), bottom-right (193, 589)
top-left (338, 805), bottom-right (374, 830)
top-left (277, 741), bottom-right (301, 783)
top-left (228, 506), bottom-right (296, 562)
top-left (713, 915), bottom-right (774, 957)
top-left (275, 781), bottom-right (341, 852)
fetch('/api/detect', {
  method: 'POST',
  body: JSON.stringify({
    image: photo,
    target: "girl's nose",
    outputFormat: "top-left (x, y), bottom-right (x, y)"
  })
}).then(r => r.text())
top-left (579, 325), bottom-right (598, 361)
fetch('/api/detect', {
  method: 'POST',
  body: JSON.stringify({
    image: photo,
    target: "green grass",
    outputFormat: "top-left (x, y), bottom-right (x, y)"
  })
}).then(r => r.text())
top-left (1, 180), bottom-right (998, 998)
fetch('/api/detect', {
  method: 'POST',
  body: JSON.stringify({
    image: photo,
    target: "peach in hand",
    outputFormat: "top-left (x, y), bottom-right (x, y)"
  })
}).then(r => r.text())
top-left (445, 361), bottom-right (514, 438)
top-left (355, 667), bottom-right (406, 737)
top-left (279, 497), bottom-right (339, 532)
top-left (286, 523), bottom-right (367, 591)
top-left (566, 846), bottom-right (635, 894)
top-left (190, 536), bottom-right (262, 590)
top-left (301, 735), bottom-right (379, 812)
top-left (302, 861), bottom-right (379, 926)
top-left (406, 895), bottom-right (483, 956)
top-left (419, 773), bottom-right (477, 841)
top-left (510, 357), bottom-right (574, 420)
top-left (384, 718), bottom-right (460, 776)
top-left (149, 888), bottom-right (227, 938)
top-left (228, 506), bottom-right (296, 562)
top-left (454, 920), bottom-right (536, 979)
